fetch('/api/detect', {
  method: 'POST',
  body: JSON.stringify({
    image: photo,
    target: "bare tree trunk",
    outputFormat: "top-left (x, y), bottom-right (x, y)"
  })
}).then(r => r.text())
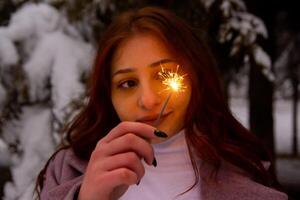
top-left (244, 0), bottom-right (276, 160)
top-left (249, 63), bottom-right (275, 160)
top-left (291, 78), bottom-right (298, 156)
top-left (0, 166), bottom-right (11, 198)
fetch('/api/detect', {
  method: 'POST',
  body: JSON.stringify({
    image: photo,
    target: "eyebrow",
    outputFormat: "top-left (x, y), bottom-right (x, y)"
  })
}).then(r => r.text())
top-left (111, 58), bottom-right (175, 78)
top-left (149, 58), bottom-right (174, 68)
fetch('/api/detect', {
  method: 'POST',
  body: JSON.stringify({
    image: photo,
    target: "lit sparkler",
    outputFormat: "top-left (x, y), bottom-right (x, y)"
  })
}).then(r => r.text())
top-left (154, 65), bottom-right (187, 126)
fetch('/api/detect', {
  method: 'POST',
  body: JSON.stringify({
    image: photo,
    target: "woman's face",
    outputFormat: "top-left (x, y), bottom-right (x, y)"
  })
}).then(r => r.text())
top-left (111, 33), bottom-right (191, 143)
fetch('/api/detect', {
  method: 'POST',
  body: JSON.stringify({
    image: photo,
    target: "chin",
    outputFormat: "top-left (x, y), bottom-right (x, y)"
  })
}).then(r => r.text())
top-left (159, 125), bottom-right (180, 137)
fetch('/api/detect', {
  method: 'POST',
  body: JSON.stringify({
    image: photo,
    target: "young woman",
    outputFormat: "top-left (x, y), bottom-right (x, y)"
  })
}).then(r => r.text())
top-left (36, 6), bottom-right (287, 200)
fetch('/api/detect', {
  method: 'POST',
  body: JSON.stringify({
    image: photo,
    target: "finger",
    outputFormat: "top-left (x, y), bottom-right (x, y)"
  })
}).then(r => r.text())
top-left (102, 133), bottom-right (154, 165)
top-left (102, 121), bottom-right (166, 143)
top-left (103, 168), bottom-right (138, 188)
top-left (92, 133), bottom-right (154, 165)
top-left (100, 152), bottom-right (145, 182)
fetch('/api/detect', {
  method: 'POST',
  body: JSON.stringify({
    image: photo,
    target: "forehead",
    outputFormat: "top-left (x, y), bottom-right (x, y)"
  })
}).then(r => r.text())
top-left (111, 33), bottom-right (174, 71)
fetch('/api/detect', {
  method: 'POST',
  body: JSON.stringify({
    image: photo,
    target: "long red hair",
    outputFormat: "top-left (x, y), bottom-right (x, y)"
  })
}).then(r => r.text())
top-left (36, 6), bottom-right (280, 196)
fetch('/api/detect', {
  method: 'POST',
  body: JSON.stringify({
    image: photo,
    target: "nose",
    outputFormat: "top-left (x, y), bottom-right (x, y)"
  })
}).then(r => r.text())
top-left (138, 83), bottom-right (162, 110)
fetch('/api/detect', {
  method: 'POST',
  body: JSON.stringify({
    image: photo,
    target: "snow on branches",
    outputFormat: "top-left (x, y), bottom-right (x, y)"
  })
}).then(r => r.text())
top-left (0, 3), bottom-right (93, 199)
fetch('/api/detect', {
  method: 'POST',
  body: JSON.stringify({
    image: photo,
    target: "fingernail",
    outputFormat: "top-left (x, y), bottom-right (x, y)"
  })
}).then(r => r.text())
top-left (136, 180), bottom-right (140, 185)
top-left (152, 157), bottom-right (157, 167)
top-left (154, 129), bottom-right (168, 138)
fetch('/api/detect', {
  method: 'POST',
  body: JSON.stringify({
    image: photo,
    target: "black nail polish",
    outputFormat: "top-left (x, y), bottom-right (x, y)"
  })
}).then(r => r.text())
top-left (152, 157), bottom-right (157, 167)
top-left (154, 130), bottom-right (168, 138)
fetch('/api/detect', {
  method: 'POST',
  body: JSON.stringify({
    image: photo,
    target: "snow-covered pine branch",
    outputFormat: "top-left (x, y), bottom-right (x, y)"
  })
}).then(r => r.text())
top-left (0, 3), bottom-right (94, 199)
top-left (202, 0), bottom-right (273, 82)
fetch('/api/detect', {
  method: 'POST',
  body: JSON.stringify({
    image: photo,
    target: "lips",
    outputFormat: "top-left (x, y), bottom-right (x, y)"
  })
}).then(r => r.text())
top-left (136, 111), bottom-right (172, 126)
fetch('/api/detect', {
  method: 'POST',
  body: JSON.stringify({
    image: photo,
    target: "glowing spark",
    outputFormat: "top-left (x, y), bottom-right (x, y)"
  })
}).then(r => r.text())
top-left (154, 65), bottom-right (187, 127)
top-left (158, 65), bottom-right (187, 93)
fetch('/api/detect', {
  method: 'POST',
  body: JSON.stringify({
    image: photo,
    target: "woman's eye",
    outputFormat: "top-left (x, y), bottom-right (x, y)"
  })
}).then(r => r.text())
top-left (118, 80), bottom-right (137, 89)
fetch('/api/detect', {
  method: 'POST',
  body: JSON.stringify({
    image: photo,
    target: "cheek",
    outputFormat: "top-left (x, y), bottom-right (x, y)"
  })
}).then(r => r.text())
top-left (177, 83), bottom-right (191, 106)
top-left (111, 93), bottom-right (135, 121)
top-left (173, 84), bottom-right (192, 118)
top-left (113, 102), bottom-right (128, 121)
top-left (178, 93), bottom-right (190, 112)
top-left (111, 91), bottom-right (121, 115)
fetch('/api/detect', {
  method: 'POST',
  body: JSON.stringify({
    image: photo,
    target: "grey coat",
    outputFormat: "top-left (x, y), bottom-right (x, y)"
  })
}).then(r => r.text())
top-left (40, 149), bottom-right (288, 200)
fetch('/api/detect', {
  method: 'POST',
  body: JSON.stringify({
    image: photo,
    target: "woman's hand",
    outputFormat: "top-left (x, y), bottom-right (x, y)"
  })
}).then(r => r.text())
top-left (78, 121), bottom-right (166, 200)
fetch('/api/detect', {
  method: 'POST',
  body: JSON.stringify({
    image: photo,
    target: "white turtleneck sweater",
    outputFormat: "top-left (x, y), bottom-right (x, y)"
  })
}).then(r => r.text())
top-left (120, 130), bottom-right (201, 200)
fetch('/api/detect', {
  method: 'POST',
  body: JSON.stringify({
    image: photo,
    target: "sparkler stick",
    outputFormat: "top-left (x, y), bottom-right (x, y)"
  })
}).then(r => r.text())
top-left (154, 93), bottom-right (172, 126)
top-left (154, 65), bottom-right (187, 127)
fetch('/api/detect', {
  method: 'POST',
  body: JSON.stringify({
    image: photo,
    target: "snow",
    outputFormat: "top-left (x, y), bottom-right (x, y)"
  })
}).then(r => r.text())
top-left (2, 106), bottom-right (55, 199)
top-left (219, 3), bottom-right (267, 45)
top-left (276, 158), bottom-right (300, 190)
top-left (230, 98), bottom-right (300, 192)
top-left (253, 46), bottom-right (275, 81)
top-left (230, 98), bottom-right (300, 155)
top-left (217, 0), bottom-right (273, 82)
top-left (220, 0), bottom-right (246, 17)
top-left (94, 0), bottom-right (114, 13)
top-left (1, 3), bottom-right (82, 63)
top-left (6, 3), bottom-right (62, 41)
top-left (0, 30), bottom-right (19, 67)
top-left (200, 0), bottom-right (216, 9)
top-left (274, 100), bottom-right (300, 155)
top-left (222, 12), bottom-right (268, 46)
top-left (0, 138), bottom-right (10, 167)
top-left (0, 3), bottom-right (94, 199)
top-left (229, 98), bottom-right (249, 127)
top-left (24, 31), bottom-right (93, 118)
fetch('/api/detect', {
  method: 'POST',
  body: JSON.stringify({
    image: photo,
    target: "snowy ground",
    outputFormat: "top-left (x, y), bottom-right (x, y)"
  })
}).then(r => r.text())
top-left (230, 98), bottom-right (300, 196)
top-left (230, 98), bottom-right (300, 155)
